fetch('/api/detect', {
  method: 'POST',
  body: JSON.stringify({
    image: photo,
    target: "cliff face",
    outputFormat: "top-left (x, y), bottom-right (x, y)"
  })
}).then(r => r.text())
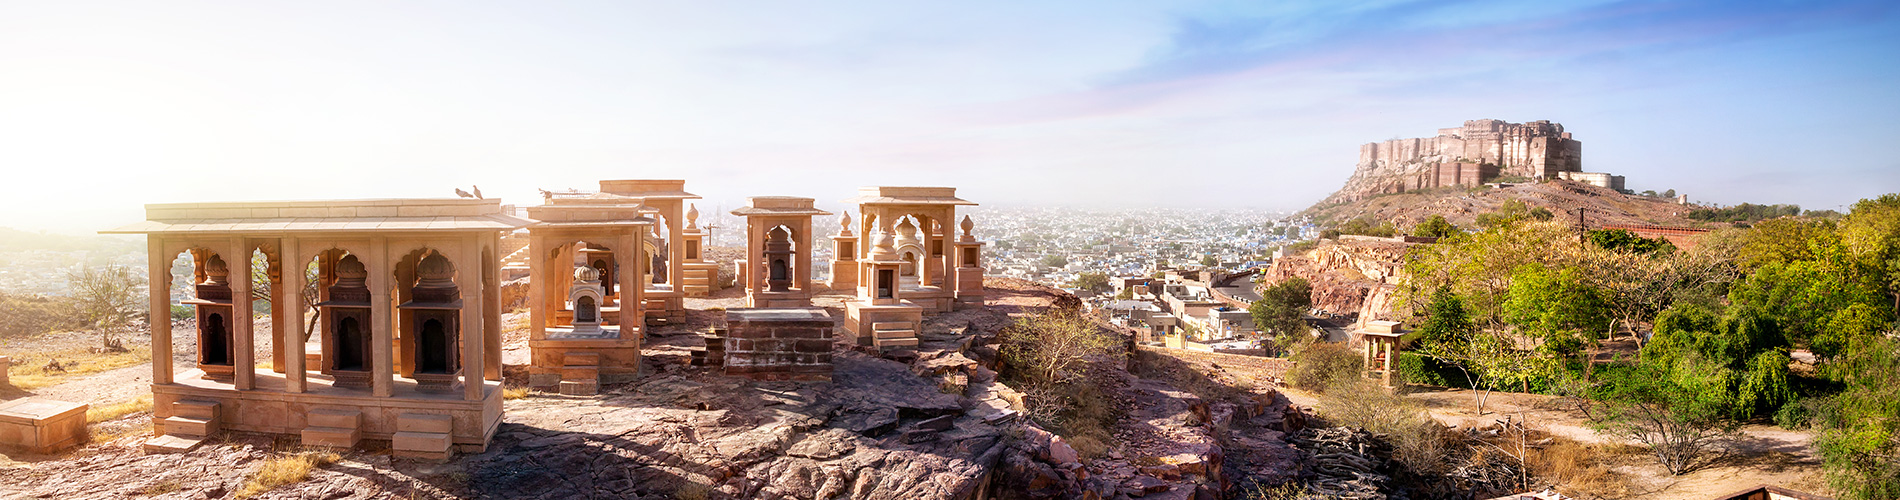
top-left (1261, 237), bottom-right (1415, 328)
top-left (1326, 119), bottom-right (1582, 204)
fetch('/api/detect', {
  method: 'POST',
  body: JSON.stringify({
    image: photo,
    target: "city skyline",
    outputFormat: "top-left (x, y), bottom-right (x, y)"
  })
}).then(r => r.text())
top-left (4, 1), bottom-right (1898, 234)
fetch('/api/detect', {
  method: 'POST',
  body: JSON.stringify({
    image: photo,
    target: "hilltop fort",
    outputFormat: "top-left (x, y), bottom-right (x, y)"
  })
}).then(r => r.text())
top-left (1326, 119), bottom-right (1614, 203)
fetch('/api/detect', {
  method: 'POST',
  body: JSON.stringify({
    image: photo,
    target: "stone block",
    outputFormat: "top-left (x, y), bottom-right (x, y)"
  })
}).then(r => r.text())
top-left (561, 365), bottom-right (599, 381)
top-left (142, 434), bottom-right (203, 454)
top-left (162, 416), bottom-right (217, 437)
top-left (563, 351), bottom-right (601, 367)
top-left (0, 398), bottom-right (87, 454)
top-left (306, 409), bottom-right (362, 429)
top-left (559, 380), bottom-right (600, 396)
top-left (172, 400), bottom-right (221, 421)
top-left (300, 426), bottom-right (360, 449)
top-left (396, 413), bottom-right (453, 434)
top-left (392, 431), bottom-right (453, 460)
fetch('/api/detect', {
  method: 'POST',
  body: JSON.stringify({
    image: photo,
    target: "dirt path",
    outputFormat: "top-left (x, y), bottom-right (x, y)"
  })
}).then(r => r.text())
top-left (27, 363), bottom-right (151, 407)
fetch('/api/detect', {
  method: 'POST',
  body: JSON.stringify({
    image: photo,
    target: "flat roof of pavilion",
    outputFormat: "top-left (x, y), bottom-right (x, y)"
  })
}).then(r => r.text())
top-left (597, 179), bottom-right (700, 200)
top-left (101, 198), bottom-right (531, 234)
top-left (730, 196), bottom-right (833, 217)
top-left (842, 186), bottom-right (976, 206)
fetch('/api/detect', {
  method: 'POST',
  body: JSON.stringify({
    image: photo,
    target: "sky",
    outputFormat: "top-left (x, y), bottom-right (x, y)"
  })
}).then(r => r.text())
top-left (2, 0), bottom-right (1898, 235)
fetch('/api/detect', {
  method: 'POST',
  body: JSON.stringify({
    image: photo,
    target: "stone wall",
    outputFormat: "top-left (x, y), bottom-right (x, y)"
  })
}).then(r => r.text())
top-left (723, 308), bottom-right (834, 381)
top-left (1134, 345), bottom-right (1291, 387)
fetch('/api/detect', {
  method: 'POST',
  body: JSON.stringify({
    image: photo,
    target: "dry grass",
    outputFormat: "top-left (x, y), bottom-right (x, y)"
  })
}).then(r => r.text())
top-left (502, 385), bottom-right (531, 400)
top-left (87, 394), bottom-right (153, 423)
top-left (1527, 438), bottom-right (1637, 498)
top-left (6, 345), bottom-right (150, 390)
top-left (1318, 378), bottom-right (1451, 476)
top-left (235, 450), bottom-right (341, 498)
top-left (139, 480), bottom-right (183, 496)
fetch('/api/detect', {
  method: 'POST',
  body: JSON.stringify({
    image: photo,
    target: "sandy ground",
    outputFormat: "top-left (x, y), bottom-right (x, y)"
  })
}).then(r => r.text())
top-left (1283, 385), bottom-right (1830, 499)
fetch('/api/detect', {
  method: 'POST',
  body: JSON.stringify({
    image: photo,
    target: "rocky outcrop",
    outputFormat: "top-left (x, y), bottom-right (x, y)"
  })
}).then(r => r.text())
top-left (1262, 237), bottom-right (1415, 328)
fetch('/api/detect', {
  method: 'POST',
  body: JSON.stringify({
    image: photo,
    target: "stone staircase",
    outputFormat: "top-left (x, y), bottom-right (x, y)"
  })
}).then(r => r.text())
top-left (871, 321), bottom-right (919, 351)
top-left (559, 352), bottom-right (601, 396)
top-left (143, 400), bottom-right (220, 454)
top-left (391, 413), bottom-right (454, 460)
top-left (299, 409), bottom-right (362, 449)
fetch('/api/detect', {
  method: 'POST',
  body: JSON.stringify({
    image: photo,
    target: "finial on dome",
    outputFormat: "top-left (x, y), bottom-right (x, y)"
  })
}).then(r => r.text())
top-left (574, 265), bottom-right (601, 282)
top-left (837, 212), bottom-right (854, 237)
top-left (960, 215), bottom-right (974, 237)
top-left (686, 204), bottom-right (700, 230)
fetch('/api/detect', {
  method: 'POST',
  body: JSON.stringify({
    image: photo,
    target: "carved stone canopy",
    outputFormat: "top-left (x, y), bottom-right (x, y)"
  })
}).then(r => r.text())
top-left (325, 255), bottom-right (371, 305)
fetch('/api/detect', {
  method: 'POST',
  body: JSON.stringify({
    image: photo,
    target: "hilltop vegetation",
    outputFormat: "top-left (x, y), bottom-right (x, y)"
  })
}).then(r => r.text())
top-left (1390, 193), bottom-right (1900, 498)
top-left (1303, 179), bottom-right (1708, 231)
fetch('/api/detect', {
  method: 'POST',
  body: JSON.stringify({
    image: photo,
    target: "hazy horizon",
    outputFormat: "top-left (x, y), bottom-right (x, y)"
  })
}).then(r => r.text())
top-left (4, 1), bottom-right (1898, 235)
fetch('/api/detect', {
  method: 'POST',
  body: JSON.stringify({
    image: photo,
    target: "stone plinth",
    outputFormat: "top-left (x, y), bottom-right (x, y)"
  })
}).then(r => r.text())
top-left (724, 308), bottom-right (834, 381)
top-left (0, 398), bottom-right (88, 454)
top-left (842, 301), bottom-right (923, 352)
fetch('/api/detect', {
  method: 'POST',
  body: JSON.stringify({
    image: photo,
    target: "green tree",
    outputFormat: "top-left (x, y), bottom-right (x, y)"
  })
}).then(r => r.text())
top-left (1250, 278), bottom-right (1313, 353)
top-left (1841, 193), bottom-right (1900, 312)
top-left (1814, 334), bottom-right (1900, 499)
top-left (1411, 214), bottom-right (1461, 239)
top-left (1588, 229), bottom-right (1675, 254)
top-left (1729, 254), bottom-right (1884, 348)
top-left (1588, 357), bottom-right (1742, 475)
top-left (1071, 272), bottom-right (1110, 294)
top-left (1039, 254), bottom-right (1069, 268)
top-left (1475, 199), bottom-right (1555, 229)
top-left (999, 310), bottom-right (1119, 384)
top-left (1502, 263), bottom-right (1611, 348)
top-left (1200, 254), bottom-right (1219, 267)
top-left (65, 264), bottom-right (144, 350)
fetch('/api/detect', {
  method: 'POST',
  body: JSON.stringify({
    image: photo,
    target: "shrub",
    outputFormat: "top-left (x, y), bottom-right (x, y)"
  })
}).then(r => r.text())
top-left (1319, 377), bottom-right (1451, 477)
top-left (1774, 400), bottom-right (1810, 430)
top-left (1287, 342), bottom-right (1363, 392)
top-left (1397, 352), bottom-right (1469, 388)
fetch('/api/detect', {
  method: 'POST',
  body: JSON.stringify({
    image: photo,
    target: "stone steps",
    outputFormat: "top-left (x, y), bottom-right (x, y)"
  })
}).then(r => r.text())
top-left (391, 413), bottom-right (453, 460)
top-left (559, 352), bottom-right (601, 396)
top-left (144, 399), bottom-right (221, 454)
top-left (300, 409), bottom-right (363, 449)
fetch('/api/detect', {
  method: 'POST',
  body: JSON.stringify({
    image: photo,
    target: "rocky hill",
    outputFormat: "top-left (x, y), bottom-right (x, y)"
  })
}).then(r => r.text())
top-left (1305, 179), bottom-right (1708, 230)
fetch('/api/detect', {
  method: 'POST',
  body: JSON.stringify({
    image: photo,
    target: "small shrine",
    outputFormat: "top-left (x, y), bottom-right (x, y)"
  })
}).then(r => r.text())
top-left (678, 204), bottom-right (719, 297)
top-left (597, 180), bottom-right (701, 326)
top-left (730, 197), bottom-right (831, 308)
top-left (523, 190), bottom-right (656, 394)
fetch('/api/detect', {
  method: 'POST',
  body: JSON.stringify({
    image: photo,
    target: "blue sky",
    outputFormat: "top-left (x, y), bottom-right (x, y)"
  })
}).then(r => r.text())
top-left (1, 0), bottom-right (1896, 234)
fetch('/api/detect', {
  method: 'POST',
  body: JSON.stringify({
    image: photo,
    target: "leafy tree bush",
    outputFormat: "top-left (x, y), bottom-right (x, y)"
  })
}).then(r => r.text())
top-left (1412, 214), bottom-right (1461, 239)
top-left (1287, 341), bottom-right (1362, 392)
top-left (1250, 277), bottom-right (1313, 347)
top-left (1502, 263), bottom-right (1611, 348)
top-left (1071, 272), bottom-right (1110, 294)
top-left (66, 264), bottom-right (144, 349)
top-left (1813, 334), bottom-right (1900, 499)
top-left (1685, 203), bottom-right (1802, 223)
top-left (1039, 254), bottom-right (1069, 268)
top-left (1324, 216), bottom-right (1397, 239)
top-left (1475, 199), bottom-right (1555, 229)
top-left (999, 310), bottom-right (1118, 385)
top-left (1588, 357), bottom-right (1742, 475)
top-left (1588, 229), bottom-right (1675, 254)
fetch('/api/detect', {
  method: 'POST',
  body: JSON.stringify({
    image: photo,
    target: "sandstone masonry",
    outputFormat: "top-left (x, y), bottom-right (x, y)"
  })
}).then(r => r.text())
top-left (1330, 119), bottom-right (1583, 203)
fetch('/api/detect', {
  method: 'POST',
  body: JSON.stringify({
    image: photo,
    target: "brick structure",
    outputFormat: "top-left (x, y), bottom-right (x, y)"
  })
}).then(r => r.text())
top-left (724, 308), bottom-right (834, 381)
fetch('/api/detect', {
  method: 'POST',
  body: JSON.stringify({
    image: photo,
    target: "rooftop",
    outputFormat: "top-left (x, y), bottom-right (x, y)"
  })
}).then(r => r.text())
top-left (842, 186), bottom-right (976, 206)
top-left (102, 198), bottom-right (531, 235)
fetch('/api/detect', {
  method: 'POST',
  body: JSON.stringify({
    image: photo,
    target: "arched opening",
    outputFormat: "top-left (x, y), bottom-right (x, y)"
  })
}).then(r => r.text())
top-left (418, 318), bottom-right (450, 374)
top-left (335, 317), bottom-right (364, 371)
top-left (203, 313), bottom-right (230, 365)
top-left (770, 259), bottom-right (789, 281)
top-left (876, 269), bottom-right (896, 299)
top-left (576, 296), bottom-right (597, 323)
top-left (900, 250), bottom-right (920, 277)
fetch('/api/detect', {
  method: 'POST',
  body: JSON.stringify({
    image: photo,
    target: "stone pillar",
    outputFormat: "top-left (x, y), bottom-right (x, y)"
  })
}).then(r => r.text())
top-left (270, 251), bottom-right (287, 374)
top-left (668, 204), bottom-right (684, 292)
top-left (230, 238), bottom-right (255, 390)
top-left (621, 229), bottom-right (644, 339)
top-left (370, 237), bottom-right (394, 397)
top-left (485, 233), bottom-right (503, 382)
top-left (797, 218), bottom-right (814, 293)
top-left (528, 234), bottom-right (546, 341)
top-left (148, 237), bottom-right (173, 386)
top-left (463, 237), bottom-right (486, 402)
top-left (283, 237), bottom-right (306, 393)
